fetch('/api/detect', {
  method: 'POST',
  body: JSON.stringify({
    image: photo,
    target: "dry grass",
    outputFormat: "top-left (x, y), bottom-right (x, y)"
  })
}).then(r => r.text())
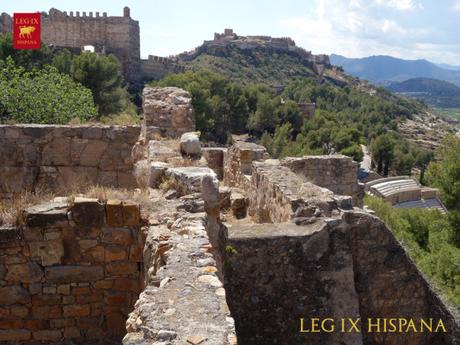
top-left (158, 176), bottom-right (179, 192)
top-left (0, 188), bottom-right (54, 227)
top-left (166, 156), bottom-right (204, 167)
top-left (0, 185), bottom-right (155, 226)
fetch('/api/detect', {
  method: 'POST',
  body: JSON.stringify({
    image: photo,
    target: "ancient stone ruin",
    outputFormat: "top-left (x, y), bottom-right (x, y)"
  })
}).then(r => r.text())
top-left (0, 7), bottom-right (184, 83)
top-left (0, 86), bottom-right (459, 344)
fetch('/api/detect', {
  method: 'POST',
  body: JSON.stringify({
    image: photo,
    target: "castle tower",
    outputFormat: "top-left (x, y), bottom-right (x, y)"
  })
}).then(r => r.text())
top-left (124, 6), bottom-right (131, 18)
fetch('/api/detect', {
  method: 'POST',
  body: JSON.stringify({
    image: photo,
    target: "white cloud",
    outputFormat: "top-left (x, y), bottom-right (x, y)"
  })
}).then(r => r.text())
top-left (374, 0), bottom-right (422, 11)
top-left (453, 0), bottom-right (460, 10)
top-left (278, 0), bottom-right (459, 64)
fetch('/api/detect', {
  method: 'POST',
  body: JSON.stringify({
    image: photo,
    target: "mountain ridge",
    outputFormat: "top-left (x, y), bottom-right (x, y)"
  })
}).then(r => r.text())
top-left (330, 54), bottom-right (460, 87)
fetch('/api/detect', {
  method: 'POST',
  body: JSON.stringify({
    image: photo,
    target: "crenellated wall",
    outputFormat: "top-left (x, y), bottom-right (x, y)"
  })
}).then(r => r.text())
top-left (0, 125), bottom-right (140, 196)
top-left (1, 8), bottom-right (141, 83)
top-left (0, 198), bottom-right (144, 344)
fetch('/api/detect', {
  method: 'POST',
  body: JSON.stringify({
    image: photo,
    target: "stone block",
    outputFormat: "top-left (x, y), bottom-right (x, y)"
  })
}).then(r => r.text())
top-left (149, 161), bottom-right (169, 188)
top-left (0, 329), bottom-right (31, 341)
top-left (106, 261), bottom-right (138, 275)
top-left (102, 228), bottom-right (132, 245)
top-left (33, 330), bottom-right (62, 342)
top-left (70, 197), bottom-right (105, 227)
top-left (231, 192), bottom-right (248, 219)
top-left (63, 327), bottom-right (80, 339)
top-left (63, 304), bottom-right (90, 317)
top-left (123, 201), bottom-right (140, 226)
top-left (0, 227), bottom-right (21, 243)
top-left (0, 286), bottom-right (30, 305)
top-left (45, 266), bottom-right (104, 284)
top-left (113, 278), bottom-right (141, 292)
top-left (105, 245), bottom-right (128, 261)
top-left (28, 239), bottom-right (64, 266)
top-left (10, 306), bottom-right (29, 318)
top-left (32, 295), bottom-right (61, 305)
top-left (23, 201), bottom-right (69, 228)
top-left (5, 262), bottom-right (44, 283)
top-left (180, 132), bottom-right (201, 157)
top-left (166, 167), bottom-right (217, 195)
top-left (106, 199), bottom-right (123, 227)
top-left (147, 140), bottom-right (179, 162)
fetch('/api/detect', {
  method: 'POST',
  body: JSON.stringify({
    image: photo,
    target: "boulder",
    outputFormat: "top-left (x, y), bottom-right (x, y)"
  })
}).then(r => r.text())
top-left (149, 162), bottom-right (169, 188)
top-left (180, 132), bottom-right (201, 157)
top-left (133, 160), bottom-right (150, 189)
top-left (147, 140), bottom-right (179, 162)
top-left (165, 167), bottom-right (217, 196)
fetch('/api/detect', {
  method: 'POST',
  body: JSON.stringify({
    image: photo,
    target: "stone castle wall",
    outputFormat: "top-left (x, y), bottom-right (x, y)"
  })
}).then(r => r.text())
top-left (0, 8), bottom-right (141, 83)
top-left (0, 125), bottom-right (140, 196)
top-left (141, 55), bottom-right (187, 81)
top-left (212, 155), bottom-right (460, 345)
top-left (0, 198), bottom-right (144, 344)
top-left (281, 155), bottom-right (364, 207)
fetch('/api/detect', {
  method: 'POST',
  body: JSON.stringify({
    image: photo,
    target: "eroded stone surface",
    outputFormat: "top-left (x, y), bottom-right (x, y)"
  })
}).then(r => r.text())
top-left (124, 193), bottom-right (235, 345)
top-left (143, 87), bottom-right (195, 138)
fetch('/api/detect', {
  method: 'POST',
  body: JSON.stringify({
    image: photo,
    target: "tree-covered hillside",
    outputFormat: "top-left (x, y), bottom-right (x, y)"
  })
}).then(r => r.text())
top-left (181, 47), bottom-right (318, 85)
top-left (388, 77), bottom-right (460, 108)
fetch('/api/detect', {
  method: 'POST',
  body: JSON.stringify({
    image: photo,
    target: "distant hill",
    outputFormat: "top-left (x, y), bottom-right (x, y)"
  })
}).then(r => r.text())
top-left (436, 63), bottom-right (460, 71)
top-left (177, 30), bottom-right (354, 86)
top-left (387, 77), bottom-right (460, 108)
top-left (330, 54), bottom-right (460, 87)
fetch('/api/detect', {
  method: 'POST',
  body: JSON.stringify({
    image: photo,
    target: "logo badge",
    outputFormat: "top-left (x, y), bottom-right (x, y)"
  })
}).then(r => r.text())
top-left (13, 13), bottom-right (41, 50)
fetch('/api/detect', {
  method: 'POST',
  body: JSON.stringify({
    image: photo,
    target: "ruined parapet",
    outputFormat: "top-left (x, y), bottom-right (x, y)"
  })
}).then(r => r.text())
top-left (123, 172), bottom-right (236, 345)
top-left (142, 87), bottom-right (195, 139)
top-left (281, 155), bottom-right (364, 207)
top-left (248, 161), bottom-right (339, 223)
top-left (0, 198), bottom-right (144, 343)
top-left (223, 142), bottom-right (269, 189)
top-left (0, 125), bottom-right (140, 196)
top-left (223, 213), bottom-right (460, 345)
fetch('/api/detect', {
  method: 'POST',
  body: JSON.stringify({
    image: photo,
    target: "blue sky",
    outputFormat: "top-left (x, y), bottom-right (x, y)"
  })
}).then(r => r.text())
top-left (2, 0), bottom-right (459, 64)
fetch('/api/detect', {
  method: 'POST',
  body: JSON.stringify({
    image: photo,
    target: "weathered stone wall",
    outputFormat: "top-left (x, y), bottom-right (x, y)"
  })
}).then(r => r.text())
top-left (248, 161), bottom-right (341, 223)
top-left (223, 142), bottom-right (269, 189)
top-left (0, 125), bottom-right (140, 195)
top-left (123, 173), bottom-right (236, 345)
top-left (0, 198), bottom-right (144, 344)
top-left (142, 87), bottom-right (195, 138)
top-left (281, 155), bottom-right (364, 207)
top-left (141, 55), bottom-right (187, 81)
top-left (224, 214), bottom-right (460, 345)
top-left (216, 160), bottom-right (460, 344)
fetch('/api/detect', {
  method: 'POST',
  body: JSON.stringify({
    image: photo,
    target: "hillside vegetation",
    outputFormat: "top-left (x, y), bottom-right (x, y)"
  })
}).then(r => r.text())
top-left (181, 47), bottom-right (317, 85)
top-left (152, 69), bottom-right (431, 176)
top-left (388, 77), bottom-right (460, 108)
top-left (0, 33), bottom-right (137, 124)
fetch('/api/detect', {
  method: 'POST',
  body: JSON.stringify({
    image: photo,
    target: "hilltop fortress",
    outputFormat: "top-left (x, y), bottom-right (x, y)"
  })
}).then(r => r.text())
top-left (0, 8), bottom-right (331, 84)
